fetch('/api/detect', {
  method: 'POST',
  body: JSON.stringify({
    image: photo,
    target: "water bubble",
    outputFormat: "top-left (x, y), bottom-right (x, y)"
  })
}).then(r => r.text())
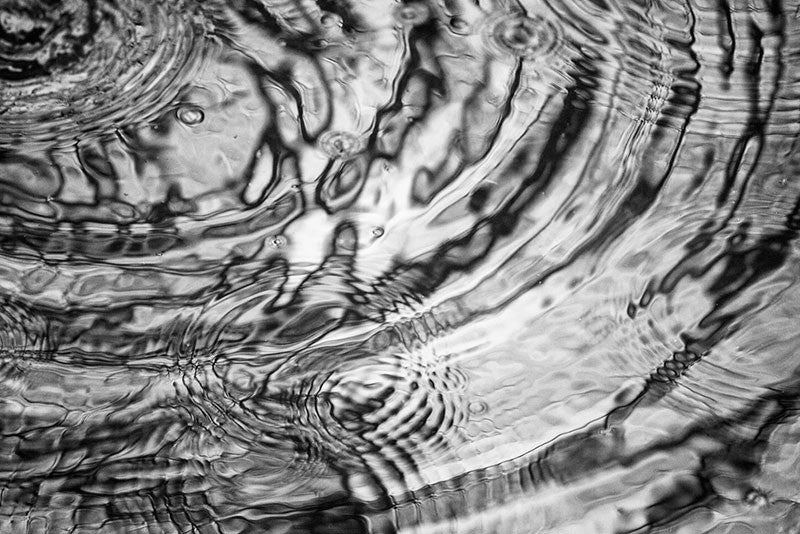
top-left (176, 105), bottom-right (204, 125)
top-left (485, 14), bottom-right (560, 59)
top-left (319, 131), bottom-right (363, 160)
top-left (468, 400), bottom-right (488, 415)
top-left (336, 229), bottom-right (357, 250)
top-left (393, 3), bottom-right (432, 26)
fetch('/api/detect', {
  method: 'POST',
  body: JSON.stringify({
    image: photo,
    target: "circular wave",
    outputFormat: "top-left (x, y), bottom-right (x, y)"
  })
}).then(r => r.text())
top-left (482, 12), bottom-right (562, 60)
top-left (294, 353), bottom-right (470, 498)
top-left (0, 0), bottom-right (210, 146)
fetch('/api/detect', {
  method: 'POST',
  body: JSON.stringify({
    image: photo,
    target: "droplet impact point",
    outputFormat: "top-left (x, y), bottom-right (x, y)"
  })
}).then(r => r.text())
top-left (270, 235), bottom-right (287, 248)
top-left (485, 14), bottom-right (560, 59)
top-left (319, 131), bottom-right (363, 160)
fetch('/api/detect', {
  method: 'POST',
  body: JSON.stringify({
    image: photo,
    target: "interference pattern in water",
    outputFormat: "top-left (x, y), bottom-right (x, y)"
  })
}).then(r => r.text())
top-left (2, 0), bottom-right (800, 533)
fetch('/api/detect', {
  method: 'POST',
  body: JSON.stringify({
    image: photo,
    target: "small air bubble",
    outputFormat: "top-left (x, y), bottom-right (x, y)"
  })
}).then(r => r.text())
top-left (468, 400), bottom-right (488, 415)
top-left (177, 105), bottom-right (204, 125)
top-left (371, 226), bottom-right (384, 238)
top-left (270, 235), bottom-right (287, 248)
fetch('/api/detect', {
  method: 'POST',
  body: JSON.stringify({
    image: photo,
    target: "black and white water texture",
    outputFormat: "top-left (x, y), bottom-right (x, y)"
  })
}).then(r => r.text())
top-left (1, 0), bottom-right (800, 532)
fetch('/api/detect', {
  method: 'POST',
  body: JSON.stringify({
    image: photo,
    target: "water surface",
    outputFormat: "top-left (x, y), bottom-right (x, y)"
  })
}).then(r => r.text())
top-left (2, 0), bottom-right (800, 532)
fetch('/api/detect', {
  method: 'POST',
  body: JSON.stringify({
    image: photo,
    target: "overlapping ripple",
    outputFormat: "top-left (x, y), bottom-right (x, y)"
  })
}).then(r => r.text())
top-left (2, 0), bottom-right (800, 533)
top-left (0, 0), bottom-right (209, 146)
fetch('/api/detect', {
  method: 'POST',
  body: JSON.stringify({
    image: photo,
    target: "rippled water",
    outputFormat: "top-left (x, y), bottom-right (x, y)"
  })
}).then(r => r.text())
top-left (2, 0), bottom-right (800, 532)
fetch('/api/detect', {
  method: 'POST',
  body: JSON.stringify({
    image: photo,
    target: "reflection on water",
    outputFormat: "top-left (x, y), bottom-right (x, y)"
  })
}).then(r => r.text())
top-left (2, 0), bottom-right (800, 532)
